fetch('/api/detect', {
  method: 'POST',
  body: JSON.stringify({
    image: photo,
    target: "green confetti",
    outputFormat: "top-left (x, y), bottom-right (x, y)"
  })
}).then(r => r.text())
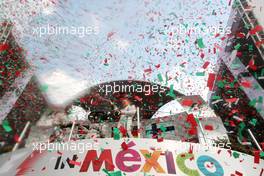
top-left (113, 128), bottom-right (120, 140)
top-left (261, 68), bottom-right (264, 76)
top-left (217, 81), bottom-right (225, 88)
top-left (238, 122), bottom-right (245, 140)
top-left (233, 151), bottom-right (240, 159)
top-left (103, 169), bottom-right (123, 176)
top-left (165, 73), bottom-right (169, 85)
top-left (197, 38), bottom-right (205, 48)
top-left (157, 73), bottom-right (163, 82)
top-left (145, 153), bottom-right (152, 158)
top-left (249, 99), bottom-right (257, 107)
top-left (167, 84), bottom-right (176, 98)
top-left (234, 43), bottom-right (241, 50)
top-left (248, 44), bottom-right (253, 51)
top-left (196, 72), bottom-right (205, 76)
top-left (212, 95), bottom-right (221, 100)
top-left (160, 125), bottom-right (166, 132)
top-left (212, 10), bottom-right (215, 15)
top-left (40, 84), bottom-right (49, 92)
top-left (109, 171), bottom-right (122, 176)
top-left (249, 118), bottom-right (257, 126)
top-left (2, 120), bottom-right (12, 132)
top-left (258, 96), bottom-right (263, 103)
top-left (230, 82), bottom-right (235, 88)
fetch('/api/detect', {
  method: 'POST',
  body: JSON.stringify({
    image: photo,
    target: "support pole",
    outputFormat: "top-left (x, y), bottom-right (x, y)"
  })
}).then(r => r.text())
top-left (248, 129), bottom-right (263, 151)
top-left (137, 107), bottom-right (140, 138)
top-left (68, 120), bottom-right (76, 142)
top-left (12, 121), bottom-right (30, 153)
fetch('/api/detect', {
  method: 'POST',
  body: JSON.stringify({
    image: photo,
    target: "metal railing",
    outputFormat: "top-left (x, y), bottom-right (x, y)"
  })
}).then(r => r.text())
top-left (236, 0), bottom-right (264, 60)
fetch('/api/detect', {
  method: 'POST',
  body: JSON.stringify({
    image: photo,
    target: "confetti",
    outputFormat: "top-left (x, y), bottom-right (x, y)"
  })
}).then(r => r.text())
top-left (181, 99), bottom-right (193, 106)
top-left (249, 25), bottom-right (263, 35)
top-left (0, 43), bottom-right (9, 52)
top-left (233, 151), bottom-right (240, 159)
top-left (157, 73), bottom-right (163, 82)
top-left (202, 61), bottom-right (210, 69)
top-left (234, 43), bottom-right (241, 50)
top-left (2, 120), bottom-right (12, 132)
top-left (69, 160), bottom-right (81, 166)
top-left (254, 151), bottom-right (260, 164)
top-left (204, 125), bottom-right (214, 131)
top-left (196, 72), bottom-right (205, 76)
top-left (207, 73), bottom-right (216, 91)
top-left (40, 84), bottom-right (49, 92)
top-left (197, 38), bottom-right (205, 48)
top-left (240, 81), bottom-right (252, 88)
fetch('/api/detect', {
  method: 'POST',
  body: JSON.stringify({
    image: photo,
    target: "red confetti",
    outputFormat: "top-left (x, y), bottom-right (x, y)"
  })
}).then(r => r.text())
top-left (253, 151), bottom-right (260, 164)
top-left (260, 168), bottom-right (264, 176)
top-left (107, 32), bottom-right (115, 40)
top-left (231, 171), bottom-right (243, 176)
top-left (15, 71), bottom-right (21, 77)
top-left (134, 95), bottom-right (142, 101)
top-left (157, 137), bottom-right (164, 142)
top-left (200, 53), bottom-right (205, 59)
top-left (188, 145), bottom-right (194, 154)
top-left (229, 120), bottom-right (236, 127)
top-left (227, 150), bottom-right (232, 157)
top-left (144, 67), bottom-right (152, 74)
top-left (249, 25), bottom-right (263, 35)
top-left (202, 61), bottom-right (210, 69)
top-left (226, 98), bottom-right (238, 103)
top-left (261, 142), bottom-right (264, 150)
top-left (155, 64), bottom-right (161, 68)
top-left (236, 51), bottom-right (242, 57)
top-left (204, 125), bottom-right (214, 131)
top-left (119, 126), bottom-right (127, 137)
top-left (69, 160), bottom-right (81, 166)
top-left (249, 59), bottom-right (257, 71)
top-left (215, 33), bottom-right (220, 38)
top-left (187, 114), bottom-right (198, 135)
top-left (256, 40), bottom-right (264, 47)
top-left (14, 134), bottom-right (20, 143)
top-left (188, 128), bottom-right (197, 135)
top-left (241, 81), bottom-right (251, 88)
top-left (121, 142), bottom-right (128, 150)
top-left (181, 99), bottom-right (193, 106)
top-left (187, 114), bottom-right (197, 126)
top-left (0, 43), bottom-right (9, 52)
top-left (236, 32), bottom-right (245, 38)
top-left (207, 73), bottom-right (216, 91)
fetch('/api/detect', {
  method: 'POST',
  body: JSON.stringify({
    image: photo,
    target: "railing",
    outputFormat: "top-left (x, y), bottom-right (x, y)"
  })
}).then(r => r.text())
top-left (236, 0), bottom-right (264, 60)
top-left (0, 21), bottom-right (12, 44)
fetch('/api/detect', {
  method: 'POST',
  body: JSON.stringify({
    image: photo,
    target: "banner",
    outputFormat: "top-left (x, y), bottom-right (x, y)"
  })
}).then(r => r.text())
top-left (1, 138), bottom-right (263, 176)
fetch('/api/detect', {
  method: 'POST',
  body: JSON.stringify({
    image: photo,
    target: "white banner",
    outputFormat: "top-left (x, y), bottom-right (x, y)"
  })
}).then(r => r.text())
top-left (0, 138), bottom-right (263, 176)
